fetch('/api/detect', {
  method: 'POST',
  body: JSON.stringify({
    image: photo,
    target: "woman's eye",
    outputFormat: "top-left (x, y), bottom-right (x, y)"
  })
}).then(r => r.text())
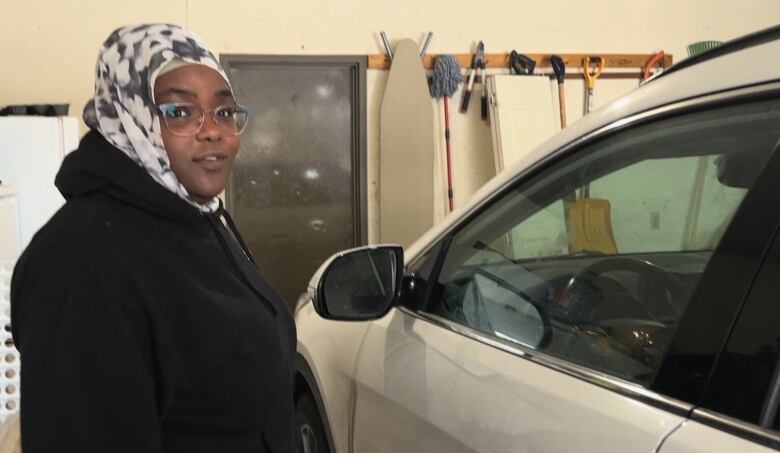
top-left (161, 105), bottom-right (192, 119)
top-left (216, 107), bottom-right (236, 119)
top-left (170, 107), bottom-right (191, 118)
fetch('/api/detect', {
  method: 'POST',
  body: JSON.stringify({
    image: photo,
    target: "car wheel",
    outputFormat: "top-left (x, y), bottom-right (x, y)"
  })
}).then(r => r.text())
top-left (295, 392), bottom-right (331, 453)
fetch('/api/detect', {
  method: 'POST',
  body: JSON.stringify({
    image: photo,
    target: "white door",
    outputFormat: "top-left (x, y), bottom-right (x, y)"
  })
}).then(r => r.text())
top-left (351, 308), bottom-right (683, 453)
top-left (0, 117), bottom-right (79, 250)
top-left (0, 186), bottom-right (20, 262)
top-left (659, 419), bottom-right (776, 453)
top-left (487, 75), bottom-right (556, 173)
top-left (349, 96), bottom-right (780, 452)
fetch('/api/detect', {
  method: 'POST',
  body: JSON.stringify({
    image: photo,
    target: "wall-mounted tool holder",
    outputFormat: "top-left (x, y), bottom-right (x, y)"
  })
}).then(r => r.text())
top-left (369, 53), bottom-right (673, 79)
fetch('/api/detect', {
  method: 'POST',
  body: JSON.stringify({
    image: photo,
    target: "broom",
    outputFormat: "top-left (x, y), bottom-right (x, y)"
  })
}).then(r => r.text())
top-left (430, 55), bottom-right (461, 212)
top-left (687, 40), bottom-right (722, 57)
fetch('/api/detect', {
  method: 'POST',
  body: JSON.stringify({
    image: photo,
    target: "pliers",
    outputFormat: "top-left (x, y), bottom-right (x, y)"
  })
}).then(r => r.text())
top-left (460, 41), bottom-right (486, 119)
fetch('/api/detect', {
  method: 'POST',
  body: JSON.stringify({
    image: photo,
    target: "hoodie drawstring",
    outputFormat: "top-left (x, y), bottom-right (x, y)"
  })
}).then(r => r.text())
top-left (220, 208), bottom-right (258, 267)
top-left (206, 204), bottom-right (278, 316)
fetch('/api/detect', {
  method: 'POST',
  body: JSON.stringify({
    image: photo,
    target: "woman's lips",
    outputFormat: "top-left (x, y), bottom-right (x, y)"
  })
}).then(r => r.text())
top-left (194, 153), bottom-right (226, 171)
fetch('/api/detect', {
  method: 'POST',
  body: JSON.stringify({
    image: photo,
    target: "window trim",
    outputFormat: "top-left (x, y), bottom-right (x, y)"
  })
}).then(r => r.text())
top-left (403, 81), bottom-right (780, 410)
top-left (691, 409), bottom-right (780, 450)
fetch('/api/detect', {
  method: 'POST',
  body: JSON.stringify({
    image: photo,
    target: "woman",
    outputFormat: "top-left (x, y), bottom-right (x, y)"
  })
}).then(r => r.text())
top-left (10, 24), bottom-right (295, 452)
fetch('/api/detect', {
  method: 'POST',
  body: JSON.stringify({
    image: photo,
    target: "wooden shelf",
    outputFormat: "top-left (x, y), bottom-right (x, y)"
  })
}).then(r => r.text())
top-left (368, 53), bottom-right (673, 71)
top-left (436, 71), bottom-right (664, 85)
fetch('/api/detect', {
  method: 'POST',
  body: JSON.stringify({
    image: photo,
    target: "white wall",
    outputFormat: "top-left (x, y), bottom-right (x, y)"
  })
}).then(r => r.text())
top-left (1, 0), bottom-right (777, 242)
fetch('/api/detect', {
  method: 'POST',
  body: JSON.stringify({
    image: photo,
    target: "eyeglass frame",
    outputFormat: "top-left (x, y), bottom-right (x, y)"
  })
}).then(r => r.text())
top-left (156, 102), bottom-right (253, 137)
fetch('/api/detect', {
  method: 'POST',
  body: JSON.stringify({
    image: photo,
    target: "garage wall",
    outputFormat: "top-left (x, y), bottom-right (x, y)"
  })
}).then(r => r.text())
top-left (1, 0), bottom-right (777, 243)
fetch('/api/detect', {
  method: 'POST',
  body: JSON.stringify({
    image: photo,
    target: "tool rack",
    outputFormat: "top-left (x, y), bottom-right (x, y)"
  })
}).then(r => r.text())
top-left (368, 53), bottom-right (674, 79)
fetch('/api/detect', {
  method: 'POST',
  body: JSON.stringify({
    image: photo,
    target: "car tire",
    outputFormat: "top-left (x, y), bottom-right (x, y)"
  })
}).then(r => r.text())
top-left (295, 392), bottom-right (331, 453)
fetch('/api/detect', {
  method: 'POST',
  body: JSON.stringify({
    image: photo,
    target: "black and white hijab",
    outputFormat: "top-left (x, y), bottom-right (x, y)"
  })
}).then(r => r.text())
top-left (83, 23), bottom-right (232, 213)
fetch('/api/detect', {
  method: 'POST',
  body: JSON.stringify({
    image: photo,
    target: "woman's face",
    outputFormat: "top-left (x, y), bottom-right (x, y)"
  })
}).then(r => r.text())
top-left (153, 64), bottom-right (240, 204)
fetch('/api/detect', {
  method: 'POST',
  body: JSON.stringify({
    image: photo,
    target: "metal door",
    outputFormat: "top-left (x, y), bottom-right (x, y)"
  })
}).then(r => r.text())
top-left (223, 56), bottom-right (367, 307)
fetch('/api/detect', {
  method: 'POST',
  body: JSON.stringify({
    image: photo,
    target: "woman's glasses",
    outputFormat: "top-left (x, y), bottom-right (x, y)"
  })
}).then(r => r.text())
top-left (157, 103), bottom-right (251, 137)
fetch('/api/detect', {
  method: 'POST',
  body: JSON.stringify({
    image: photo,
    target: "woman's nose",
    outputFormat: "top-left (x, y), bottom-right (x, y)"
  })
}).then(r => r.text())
top-left (196, 112), bottom-right (222, 141)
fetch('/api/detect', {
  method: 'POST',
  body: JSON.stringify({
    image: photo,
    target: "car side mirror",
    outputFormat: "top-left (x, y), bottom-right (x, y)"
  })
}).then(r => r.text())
top-left (308, 245), bottom-right (404, 321)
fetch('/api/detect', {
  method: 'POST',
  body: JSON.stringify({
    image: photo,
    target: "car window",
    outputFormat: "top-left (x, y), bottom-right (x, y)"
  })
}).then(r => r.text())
top-left (505, 154), bottom-right (747, 258)
top-left (701, 224), bottom-right (780, 430)
top-left (423, 98), bottom-right (780, 386)
top-left (402, 242), bottom-right (445, 310)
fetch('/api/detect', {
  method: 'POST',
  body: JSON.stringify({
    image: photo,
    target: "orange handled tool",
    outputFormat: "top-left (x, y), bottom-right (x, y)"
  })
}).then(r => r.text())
top-left (642, 50), bottom-right (666, 83)
top-left (582, 56), bottom-right (605, 115)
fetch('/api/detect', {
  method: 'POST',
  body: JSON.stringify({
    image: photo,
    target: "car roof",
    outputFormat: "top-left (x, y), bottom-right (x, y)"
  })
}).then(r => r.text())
top-left (656, 23), bottom-right (780, 79)
top-left (405, 25), bottom-right (780, 262)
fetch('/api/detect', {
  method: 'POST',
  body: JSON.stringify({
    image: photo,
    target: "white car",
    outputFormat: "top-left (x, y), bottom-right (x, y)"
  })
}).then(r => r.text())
top-left (293, 25), bottom-right (780, 453)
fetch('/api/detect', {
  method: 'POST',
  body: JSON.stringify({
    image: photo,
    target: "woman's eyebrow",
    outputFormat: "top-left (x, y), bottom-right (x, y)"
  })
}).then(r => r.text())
top-left (157, 87), bottom-right (197, 99)
top-left (216, 88), bottom-right (234, 99)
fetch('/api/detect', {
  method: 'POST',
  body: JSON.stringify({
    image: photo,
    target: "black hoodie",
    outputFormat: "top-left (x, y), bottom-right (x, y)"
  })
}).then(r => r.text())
top-left (11, 131), bottom-right (296, 453)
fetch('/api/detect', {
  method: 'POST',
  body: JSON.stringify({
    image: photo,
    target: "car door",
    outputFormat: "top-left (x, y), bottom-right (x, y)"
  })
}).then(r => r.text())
top-left (349, 88), bottom-right (780, 453)
top-left (659, 210), bottom-right (780, 451)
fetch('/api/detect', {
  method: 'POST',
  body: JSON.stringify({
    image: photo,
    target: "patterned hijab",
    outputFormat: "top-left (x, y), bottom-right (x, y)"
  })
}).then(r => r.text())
top-left (83, 23), bottom-right (233, 213)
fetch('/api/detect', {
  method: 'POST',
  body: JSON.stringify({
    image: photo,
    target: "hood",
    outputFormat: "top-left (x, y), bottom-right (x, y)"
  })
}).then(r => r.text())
top-left (54, 131), bottom-right (276, 314)
top-left (55, 131), bottom-right (204, 224)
